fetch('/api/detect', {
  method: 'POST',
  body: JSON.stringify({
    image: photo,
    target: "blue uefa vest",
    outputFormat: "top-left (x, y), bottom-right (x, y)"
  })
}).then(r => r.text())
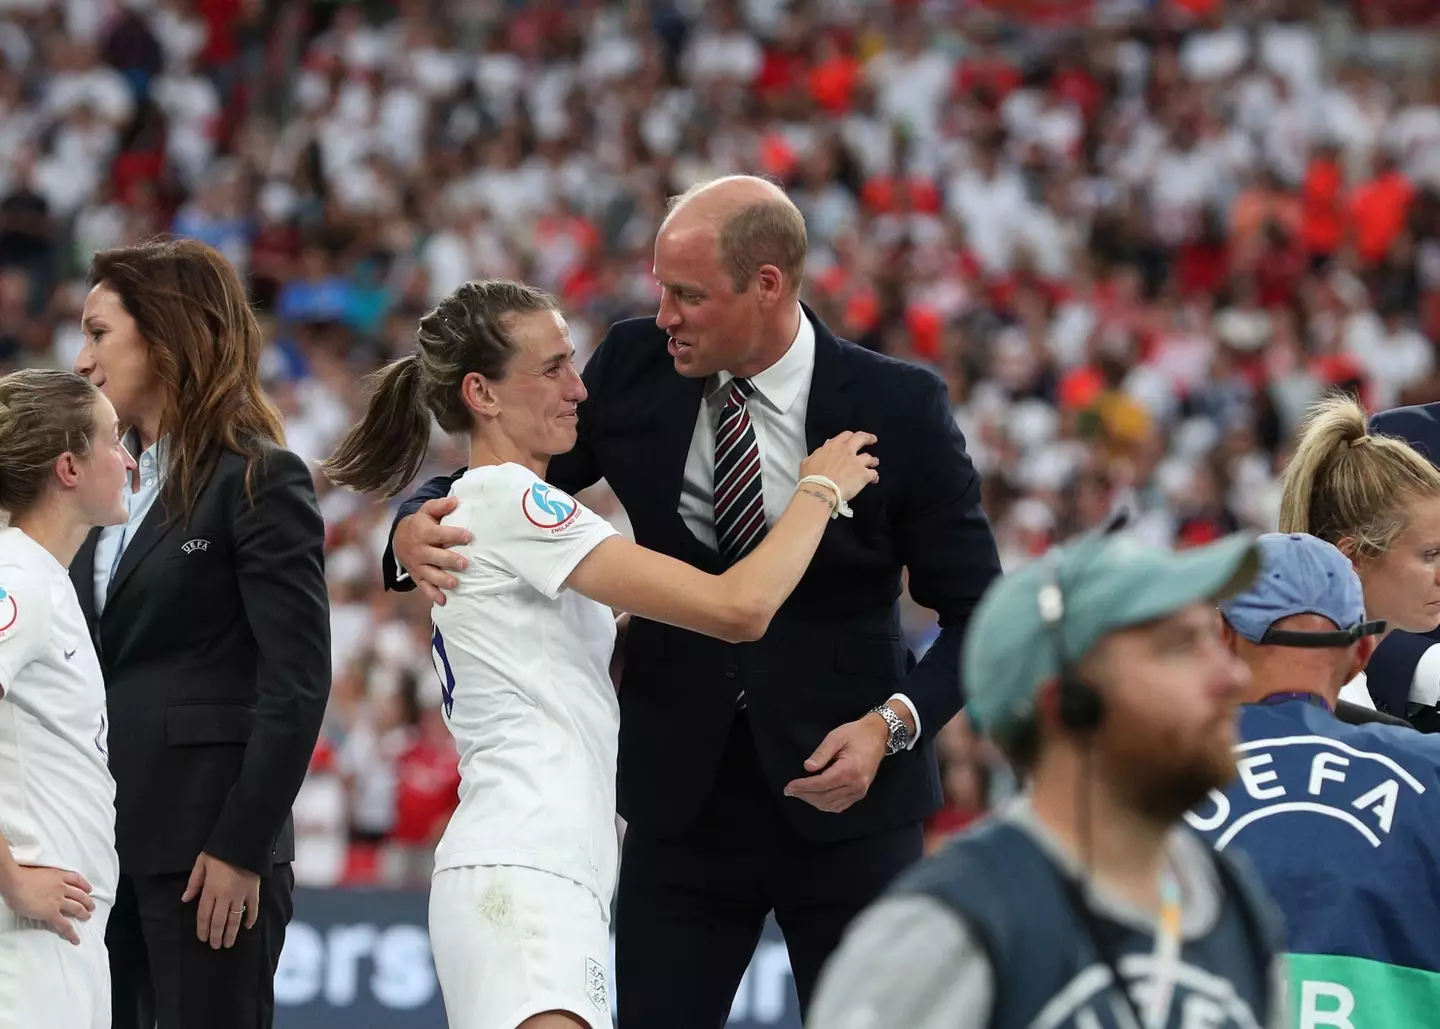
top-left (890, 817), bottom-right (1278, 1029)
top-left (1186, 696), bottom-right (1440, 1025)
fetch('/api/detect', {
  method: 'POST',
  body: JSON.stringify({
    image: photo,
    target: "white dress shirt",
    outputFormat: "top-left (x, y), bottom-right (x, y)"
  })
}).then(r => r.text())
top-left (676, 306), bottom-right (922, 744)
top-left (92, 434), bottom-right (165, 617)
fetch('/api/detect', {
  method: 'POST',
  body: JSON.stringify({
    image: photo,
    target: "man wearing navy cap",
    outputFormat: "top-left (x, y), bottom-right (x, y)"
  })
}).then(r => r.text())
top-left (1366, 404), bottom-right (1440, 730)
top-left (1187, 531), bottom-right (1440, 1025)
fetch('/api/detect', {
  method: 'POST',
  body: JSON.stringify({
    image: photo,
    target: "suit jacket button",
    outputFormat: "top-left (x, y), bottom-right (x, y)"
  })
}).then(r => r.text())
top-left (724, 664), bottom-right (738, 679)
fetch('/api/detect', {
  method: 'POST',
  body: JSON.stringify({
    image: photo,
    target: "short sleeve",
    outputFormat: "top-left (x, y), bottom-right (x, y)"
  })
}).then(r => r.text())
top-left (0, 564), bottom-right (53, 699)
top-left (474, 472), bottom-right (619, 600)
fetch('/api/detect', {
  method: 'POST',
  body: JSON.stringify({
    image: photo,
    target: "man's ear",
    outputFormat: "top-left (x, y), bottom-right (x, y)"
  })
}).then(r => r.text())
top-left (1335, 537), bottom-right (1359, 563)
top-left (1347, 635), bottom-right (1378, 682)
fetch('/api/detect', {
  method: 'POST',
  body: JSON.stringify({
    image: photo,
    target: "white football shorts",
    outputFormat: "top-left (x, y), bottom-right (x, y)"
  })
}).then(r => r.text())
top-left (0, 895), bottom-right (111, 1029)
top-left (429, 864), bottom-right (612, 1029)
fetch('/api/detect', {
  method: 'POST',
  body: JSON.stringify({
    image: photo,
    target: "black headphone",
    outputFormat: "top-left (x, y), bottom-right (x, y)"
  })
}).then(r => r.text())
top-left (1036, 553), bottom-right (1105, 735)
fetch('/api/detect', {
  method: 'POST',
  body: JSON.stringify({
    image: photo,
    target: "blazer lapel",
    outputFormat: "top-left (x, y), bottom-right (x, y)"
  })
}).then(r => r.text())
top-left (803, 305), bottom-right (855, 450)
top-left (71, 528), bottom-right (101, 634)
top-left (105, 497), bottom-right (178, 611)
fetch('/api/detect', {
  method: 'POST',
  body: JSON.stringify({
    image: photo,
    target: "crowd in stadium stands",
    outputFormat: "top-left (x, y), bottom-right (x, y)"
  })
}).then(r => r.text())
top-left (1, 0), bottom-right (1437, 886)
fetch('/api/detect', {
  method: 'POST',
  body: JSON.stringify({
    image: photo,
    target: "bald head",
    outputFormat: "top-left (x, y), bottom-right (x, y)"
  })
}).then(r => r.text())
top-left (660, 175), bottom-right (807, 295)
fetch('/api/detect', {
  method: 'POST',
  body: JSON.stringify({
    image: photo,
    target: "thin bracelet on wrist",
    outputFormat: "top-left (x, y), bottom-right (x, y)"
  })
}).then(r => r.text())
top-left (796, 486), bottom-right (837, 513)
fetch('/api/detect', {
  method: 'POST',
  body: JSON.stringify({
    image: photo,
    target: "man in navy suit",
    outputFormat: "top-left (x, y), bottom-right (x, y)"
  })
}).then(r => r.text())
top-left (1365, 402), bottom-right (1440, 732)
top-left (383, 175), bottom-right (1002, 1026)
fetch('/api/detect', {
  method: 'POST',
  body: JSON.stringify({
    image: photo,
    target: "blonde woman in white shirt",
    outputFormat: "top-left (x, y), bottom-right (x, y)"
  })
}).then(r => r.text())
top-left (1279, 393), bottom-right (1440, 716)
top-left (323, 280), bottom-right (879, 1029)
top-left (0, 368), bottom-right (136, 1029)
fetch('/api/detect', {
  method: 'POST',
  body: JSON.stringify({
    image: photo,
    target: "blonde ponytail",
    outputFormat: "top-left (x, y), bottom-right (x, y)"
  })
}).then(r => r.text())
top-left (1279, 393), bottom-right (1440, 558)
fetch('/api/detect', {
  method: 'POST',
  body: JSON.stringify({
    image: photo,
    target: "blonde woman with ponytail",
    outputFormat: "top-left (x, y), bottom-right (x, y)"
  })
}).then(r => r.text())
top-left (1279, 393), bottom-right (1440, 712)
top-left (0, 368), bottom-right (136, 1029)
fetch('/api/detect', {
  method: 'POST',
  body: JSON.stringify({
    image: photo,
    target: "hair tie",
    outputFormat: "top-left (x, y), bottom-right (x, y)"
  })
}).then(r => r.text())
top-left (1350, 435), bottom-right (1371, 449)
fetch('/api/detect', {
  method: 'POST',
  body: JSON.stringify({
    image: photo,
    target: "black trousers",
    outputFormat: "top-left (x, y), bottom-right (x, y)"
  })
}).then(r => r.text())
top-left (613, 712), bottom-right (923, 1029)
top-left (108, 862), bottom-right (294, 1029)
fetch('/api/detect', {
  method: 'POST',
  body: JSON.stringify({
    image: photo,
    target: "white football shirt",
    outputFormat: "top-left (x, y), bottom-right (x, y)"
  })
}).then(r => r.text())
top-left (0, 526), bottom-right (118, 907)
top-left (429, 463), bottom-right (621, 908)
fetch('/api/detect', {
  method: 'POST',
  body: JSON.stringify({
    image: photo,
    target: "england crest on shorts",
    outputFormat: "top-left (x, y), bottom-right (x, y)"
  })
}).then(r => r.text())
top-left (585, 956), bottom-right (609, 1013)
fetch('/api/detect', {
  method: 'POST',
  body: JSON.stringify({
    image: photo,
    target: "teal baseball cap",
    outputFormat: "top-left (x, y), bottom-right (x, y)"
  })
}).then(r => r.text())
top-left (963, 532), bottom-right (1263, 740)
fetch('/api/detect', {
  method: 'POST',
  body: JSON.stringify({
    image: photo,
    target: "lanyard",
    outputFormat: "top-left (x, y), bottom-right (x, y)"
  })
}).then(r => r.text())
top-left (1060, 864), bottom-right (1185, 1029)
top-left (1142, 869), bottom-right (1184, 1029)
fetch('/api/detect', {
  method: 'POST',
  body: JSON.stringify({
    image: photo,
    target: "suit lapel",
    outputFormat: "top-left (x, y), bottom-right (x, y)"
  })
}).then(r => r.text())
top-left (71, 528), bottom-right (100, 634)
top-left (659, 372), bottom-right (707, 517)
top-left (105, 495), bottom-right (178, 611)
top-left (803, 304), bottom-right (854, 450)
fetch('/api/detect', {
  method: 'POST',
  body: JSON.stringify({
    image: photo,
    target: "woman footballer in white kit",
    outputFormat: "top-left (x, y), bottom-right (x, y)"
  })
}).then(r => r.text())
top-left (0, 368), bottom-right (136, 1029)
top-left (324, 280), bottom-right (879, 1029)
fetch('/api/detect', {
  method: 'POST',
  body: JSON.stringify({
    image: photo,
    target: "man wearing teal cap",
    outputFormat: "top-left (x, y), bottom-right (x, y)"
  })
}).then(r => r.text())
top-left (809, 531), bottom-right (1288, 1029)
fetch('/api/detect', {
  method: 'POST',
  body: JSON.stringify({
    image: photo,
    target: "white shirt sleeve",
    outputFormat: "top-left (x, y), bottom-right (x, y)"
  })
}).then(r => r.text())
top-left (1409, 643), bottom-right (1440, 708)
top-left (477, 470), bottom-right (619, 600)
top-left (0, 564), bottom-right (53, 699)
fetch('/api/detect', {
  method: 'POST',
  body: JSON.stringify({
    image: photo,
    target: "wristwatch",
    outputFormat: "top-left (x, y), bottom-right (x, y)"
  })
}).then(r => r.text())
top-left (871, 704), bottom-right (911, 756)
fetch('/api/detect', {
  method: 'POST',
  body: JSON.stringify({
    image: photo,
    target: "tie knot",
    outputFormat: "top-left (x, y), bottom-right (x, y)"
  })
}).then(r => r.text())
top-left (726, 377), bottom-right (755, 408)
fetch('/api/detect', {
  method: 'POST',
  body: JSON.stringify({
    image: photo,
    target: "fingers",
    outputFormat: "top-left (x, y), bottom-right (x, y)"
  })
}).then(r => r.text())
top-left (195, 887), bottom-right (216, 944)
top-left (58, 897), bottom-right (91, 922)
top-left (63, 884), bottom-right (95, 913)
top-left (803, 729), bottom-right (845, 773)
top-left (50, 914), bottom-right (80, 946)
top-left (421, 529), bottom-right (473, 560)
top-left (419, 496), bottom-right (460, 518)
top-left (60, 871), bottom-right (93, 895)
top-left (418, 580), bottom-right (447, 606)
top-left (206, 896), bottom-right (231, 950)
top-left (419, 556), bottom-right (463, 588)
top-left (222, 904), bottom-right (244, 949)
top-left (245, 882), bottom-right (261, 931)
top-left (180, 857), bottom-right (205, 904)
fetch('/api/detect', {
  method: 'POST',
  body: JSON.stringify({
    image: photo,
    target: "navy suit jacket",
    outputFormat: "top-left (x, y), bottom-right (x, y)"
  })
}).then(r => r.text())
top-left (1367, 402), bottom-right (1440, 728)
top-left (384, 307), bottom-right (1002, 842)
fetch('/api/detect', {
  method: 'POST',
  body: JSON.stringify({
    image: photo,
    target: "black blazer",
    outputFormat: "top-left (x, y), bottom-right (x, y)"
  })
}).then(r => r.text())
top-left (385, 308), bottom-right (1002, 843)
top-left (71, 442), bottom-right (331, 876)
top-left (1367, 402), bottom-right (1440, 731)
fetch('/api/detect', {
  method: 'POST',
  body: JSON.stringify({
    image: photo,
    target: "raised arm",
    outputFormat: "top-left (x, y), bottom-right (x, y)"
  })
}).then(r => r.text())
top-left (564, 432), bottom-right (879, 643)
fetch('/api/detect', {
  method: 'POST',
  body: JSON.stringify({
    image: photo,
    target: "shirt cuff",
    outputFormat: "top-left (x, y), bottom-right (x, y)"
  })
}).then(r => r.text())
top-left (887, 693), bottom-right (922, 747)
top-left (1410, 644), bottom-right (1440, 707)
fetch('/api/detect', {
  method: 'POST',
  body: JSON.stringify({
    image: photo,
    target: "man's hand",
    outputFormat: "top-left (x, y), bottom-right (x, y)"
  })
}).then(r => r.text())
top-left (0, 864), bottom-right (94, 945)
top-left (784, 711), bottom-right (892, 813)
top-left (393, 496), bottom-right (473, 606)
top-left (181, 852), bottom-right (260, 950)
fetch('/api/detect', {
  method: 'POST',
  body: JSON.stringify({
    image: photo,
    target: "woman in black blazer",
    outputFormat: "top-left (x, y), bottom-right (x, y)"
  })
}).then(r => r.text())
top-left (68, 238), bottom-right (331, 1029)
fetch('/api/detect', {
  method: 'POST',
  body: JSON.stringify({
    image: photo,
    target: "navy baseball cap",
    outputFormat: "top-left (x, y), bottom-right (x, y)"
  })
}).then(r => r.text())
top-left (1219, 533), bottom-right (1386, 648)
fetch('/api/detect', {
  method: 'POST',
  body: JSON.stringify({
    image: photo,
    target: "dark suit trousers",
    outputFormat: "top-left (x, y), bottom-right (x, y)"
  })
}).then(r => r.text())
top-left (613, 711), bottom-right (922, 1029)
top-left (108, 863), bottom-right (294, 1029)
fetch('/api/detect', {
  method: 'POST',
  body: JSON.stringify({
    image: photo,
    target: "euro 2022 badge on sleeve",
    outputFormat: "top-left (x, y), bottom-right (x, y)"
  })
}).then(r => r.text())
top-left (522, 482), bottom-right (580, 534)
top-left (0, 586), bottom-right (17, 639)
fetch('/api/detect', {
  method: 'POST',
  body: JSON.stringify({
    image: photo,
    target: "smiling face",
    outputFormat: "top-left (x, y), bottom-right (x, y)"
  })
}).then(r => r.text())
top-left (652, 220), bottom-right (767, 379)
top-left (468, 308), bottom-right (586, 460)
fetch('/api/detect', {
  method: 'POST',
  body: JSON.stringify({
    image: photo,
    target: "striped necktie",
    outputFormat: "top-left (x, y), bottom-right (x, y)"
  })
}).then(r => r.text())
top-left (713, 377), bottom-right (767, 566)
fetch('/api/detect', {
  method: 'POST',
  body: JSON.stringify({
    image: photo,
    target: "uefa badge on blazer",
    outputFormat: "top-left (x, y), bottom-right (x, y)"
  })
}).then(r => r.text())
top-left (181, 538), bottom-right (211, 555)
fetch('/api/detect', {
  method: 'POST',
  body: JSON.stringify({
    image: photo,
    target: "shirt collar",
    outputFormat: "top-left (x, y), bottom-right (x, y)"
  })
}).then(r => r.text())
top-left (124, 430), bottom-right (169, 473)
top-left (707, 305), bottom-right (815, 415)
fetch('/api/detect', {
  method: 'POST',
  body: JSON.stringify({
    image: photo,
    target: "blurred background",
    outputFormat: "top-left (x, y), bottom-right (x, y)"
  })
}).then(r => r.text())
top-left (4, 0), bottom-right (1439, 899)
